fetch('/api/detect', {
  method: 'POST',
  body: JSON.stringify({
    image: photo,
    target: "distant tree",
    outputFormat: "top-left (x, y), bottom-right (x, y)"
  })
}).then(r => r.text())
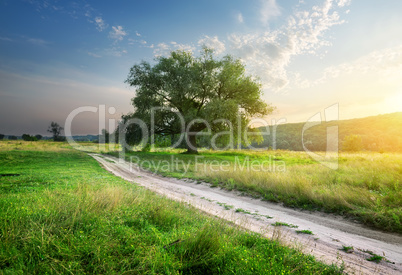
top-left (342, 135), bottom-right (363, 152)
top-left (47, 122), bottom-right (64, 141)
top-left (35, 134), bottom-right (43, 140)
top-left (22, 134), bottom-right (32, 141)
top-left (0, 134), bottom-right (4, 140)
top-left (8, 135), bottom-right (18, 140)
top-left (22, 134), bottom-right (39, 141)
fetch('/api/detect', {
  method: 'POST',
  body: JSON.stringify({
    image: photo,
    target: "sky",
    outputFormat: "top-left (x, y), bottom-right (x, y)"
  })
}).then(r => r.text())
top-left (0, 0), bottom-right (401, 136)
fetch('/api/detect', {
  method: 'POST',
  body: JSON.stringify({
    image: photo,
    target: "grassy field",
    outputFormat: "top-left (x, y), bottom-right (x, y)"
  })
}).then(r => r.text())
top-left (103, 147), bottom-right (402, 234)
top-left (0, 141), bottom-right (342, 274)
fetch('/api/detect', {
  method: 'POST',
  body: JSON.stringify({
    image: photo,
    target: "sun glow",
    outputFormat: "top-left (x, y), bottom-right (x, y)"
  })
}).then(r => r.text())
top-left (383, 91), bottom-right (402, 114)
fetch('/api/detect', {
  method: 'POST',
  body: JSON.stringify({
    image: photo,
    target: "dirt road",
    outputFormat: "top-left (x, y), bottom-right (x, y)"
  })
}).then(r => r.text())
top-left (91, 153), bottom-right (402, 274)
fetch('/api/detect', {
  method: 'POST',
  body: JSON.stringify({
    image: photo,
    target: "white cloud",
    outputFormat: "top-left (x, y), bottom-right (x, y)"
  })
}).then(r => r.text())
top-left (135, 31), bottom-right (141, 37)
top-left (285, 45), bottom-right (402, 99)
top-left (260, 0), bottom-right (281, 25)
top-left (139, 0), bottom-right (350, 92)
top-left (127, 38), bottom-right (135, 45)
top-left (237, 13), bottom-right (244, 23)
top-left (94, 17), bottom-right (107, 31)
top-left (153, 42), bottom-right (195, 57)
top-left (88, 51), bottom-right (102, 58)
top-left (26, 1), bottom-right (112, 33)
top-left (149, 1), bottom-right (349, 91)
top-left (315, 45), bottom-right (402, 85)
top-left (173, 42), bottom-right (196, 52)
top-left (153, 43), bottom-right (169, 56)
top-left (337, 0), bottom-right (351, 7)
top-left (27, 38), bottom-right (49, 46)
top-left (0, 36), bottom-right (12, 42)
top-left (127, 37), bottom-right (153, 48)
top-left (198, 36), bottom-right (226, 55)
top-left (108, 48), bottom-right (128, 57)
top-left (81, 4), bottom-right (108, 32)
top-left (109, 26), bottom-right (127, 41)
top-left (225, 0), bottom-right (348, 91)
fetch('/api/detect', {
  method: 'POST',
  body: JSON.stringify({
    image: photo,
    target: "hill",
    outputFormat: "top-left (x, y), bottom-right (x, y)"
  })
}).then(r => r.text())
top-left (255, 112), bottom-right (402, 152)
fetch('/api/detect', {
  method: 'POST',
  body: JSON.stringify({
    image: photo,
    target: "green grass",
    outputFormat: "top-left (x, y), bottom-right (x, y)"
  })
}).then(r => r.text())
top-left (0, 141), bottom-right (343, 274)
top-left (235, 208), bottom-right (251, 215)
top-left (216, 202), bottom-right (234, 210)
top-left (340, 246), bottom-right (354, 253)
top-left (106, 148), bottom-right (402, 233)
top-left (366, 255), bottom-right (384, 263)
top-left (362, 250), bottom-right (386, 264)
top-left (272, 222), bottom-right (298, 228)
top-left (296, 230), bottom-right (313, 235)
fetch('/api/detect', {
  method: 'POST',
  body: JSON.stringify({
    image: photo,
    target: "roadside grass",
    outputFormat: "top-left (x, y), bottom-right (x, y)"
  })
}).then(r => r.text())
top-left (0, 140), bottom-right (73, 152)
top-left (340, 246), bottom-right (354, 253)
top-left (235, 208), bottom-right (252, 215)
top-left (107, 148), bottom-right (402, 233)
top-left (216, 202), bottom-right (234, 210)
top-left (296, 230), bottom-right (313, 235)
top-left (362, 250), bottom-right (387, 264)
top-left (0, 141), bottom-right (342, 274)
top-left (366, 255), bottom-right (384, 263)
top-left (198, 152), bottom-right (402, 233)
top-left (272, 222), bottom-right (298, 228)
top-left (107, 148), bottom-right (314, 179)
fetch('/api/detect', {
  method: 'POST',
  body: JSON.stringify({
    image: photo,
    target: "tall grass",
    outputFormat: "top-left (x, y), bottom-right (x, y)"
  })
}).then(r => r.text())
top-left (109, 148), bottom-right (402, 233)
top-left (198, 152), bottom-right (402, 233)
top-left (0, 141), bottom-right (342, 274)
top-left (0, 140), bottom-right (73, 152)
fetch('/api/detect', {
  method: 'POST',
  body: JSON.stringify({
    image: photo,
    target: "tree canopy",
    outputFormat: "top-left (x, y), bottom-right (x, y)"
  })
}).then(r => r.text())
top-left (22, 134), bottom-right (38, 141)
top-left (123, 48), bottom-right (274, 153)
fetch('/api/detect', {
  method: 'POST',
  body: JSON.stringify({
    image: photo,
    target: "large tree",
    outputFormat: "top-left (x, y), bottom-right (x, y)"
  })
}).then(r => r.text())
top-left (124, 48), bottom-right (274, 153)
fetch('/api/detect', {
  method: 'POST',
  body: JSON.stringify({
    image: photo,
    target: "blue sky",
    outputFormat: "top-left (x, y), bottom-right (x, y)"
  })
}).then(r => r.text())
top-left (1, 0), bottom-right (402, 135)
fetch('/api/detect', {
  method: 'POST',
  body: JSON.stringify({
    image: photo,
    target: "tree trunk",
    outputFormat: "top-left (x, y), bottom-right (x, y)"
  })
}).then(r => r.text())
top-left (186, 133), bottom-right (198, 154)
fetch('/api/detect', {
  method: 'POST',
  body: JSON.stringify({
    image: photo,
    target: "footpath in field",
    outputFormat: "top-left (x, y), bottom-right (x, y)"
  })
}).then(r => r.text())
top-left (91, 153), bottom-right (402, 275)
